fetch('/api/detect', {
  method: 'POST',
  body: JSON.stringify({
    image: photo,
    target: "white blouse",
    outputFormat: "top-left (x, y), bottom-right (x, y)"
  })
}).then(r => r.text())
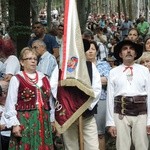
top-left (4, 69), bottom-right (58, 128)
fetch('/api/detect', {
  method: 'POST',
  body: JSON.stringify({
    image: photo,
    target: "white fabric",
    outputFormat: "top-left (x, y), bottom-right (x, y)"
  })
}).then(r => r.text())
top-left (0, 55), bottom-right (20, 136)
top-left (106, 63), bottom-right (150, 126)
top-left (4, 71), bottom-right (58, 128)
top-left (62, 63), bottom-right (101, 149)
top-left (63, 116), bottom-right (99, 150)
top-left (49, 66), bottom-right (59, 122)
top-left (114, 114), bottom-right (148, 150)
top-left (0, 105), bottom-right (11, 136)
top-left (0, 55), bottom-right (20, 75)
top-left (97, 42), bottom-right (109, 60)
top-left (88, 63), bottom-right (101, 110)
top-left (37, 51), bottom-right (58, 78)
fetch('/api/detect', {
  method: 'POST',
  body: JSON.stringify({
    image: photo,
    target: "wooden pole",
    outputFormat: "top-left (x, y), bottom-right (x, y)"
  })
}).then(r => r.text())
top-left (78, 115), bottom-right (84, 150)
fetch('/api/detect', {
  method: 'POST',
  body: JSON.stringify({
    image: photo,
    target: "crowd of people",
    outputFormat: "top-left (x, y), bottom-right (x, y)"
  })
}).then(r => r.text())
top-left (0, 10), bottom-right (149, 150)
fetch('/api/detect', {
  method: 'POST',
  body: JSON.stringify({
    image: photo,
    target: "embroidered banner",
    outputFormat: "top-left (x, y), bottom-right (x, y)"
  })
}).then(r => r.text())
top-left (55, 0), bottom-right (95, 133)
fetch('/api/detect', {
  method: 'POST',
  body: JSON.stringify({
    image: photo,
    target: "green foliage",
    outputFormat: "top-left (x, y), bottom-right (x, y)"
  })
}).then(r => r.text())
top-left (8, 25), bottom-right (31, 40)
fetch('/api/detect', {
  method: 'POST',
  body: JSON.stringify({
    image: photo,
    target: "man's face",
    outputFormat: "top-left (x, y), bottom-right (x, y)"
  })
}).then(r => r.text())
top-left (57, 26), bottom-right (64, 36)
top-left (32, 42), bottom-right (44, 56)
top-left (32, 24), bottom-right (45, 36)
top-left (119, 44), bottom-right (137, 62)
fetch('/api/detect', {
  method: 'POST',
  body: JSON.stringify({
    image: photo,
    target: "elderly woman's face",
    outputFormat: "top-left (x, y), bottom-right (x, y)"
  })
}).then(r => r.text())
top-left (21, 51), bottom-right (37, 73)
top-left (140, 57), bottom-right (150, 71)
top-left (145, 39), bottom-right (150, 52)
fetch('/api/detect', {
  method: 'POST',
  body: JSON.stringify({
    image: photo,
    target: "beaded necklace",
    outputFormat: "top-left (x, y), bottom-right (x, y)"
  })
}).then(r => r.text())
top-left (23, 71), bottom-right (38, 85)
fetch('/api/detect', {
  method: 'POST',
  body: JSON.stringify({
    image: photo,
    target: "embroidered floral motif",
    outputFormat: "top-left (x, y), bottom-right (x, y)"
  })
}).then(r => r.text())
top-left (21, 87), bottom-right (35, 102)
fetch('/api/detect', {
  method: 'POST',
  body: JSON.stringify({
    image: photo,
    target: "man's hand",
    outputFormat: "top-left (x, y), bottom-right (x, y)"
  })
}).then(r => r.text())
top-left (146, 125), bottom-right (150, 135)
top-left (108, 126), bottom-right (117, 137)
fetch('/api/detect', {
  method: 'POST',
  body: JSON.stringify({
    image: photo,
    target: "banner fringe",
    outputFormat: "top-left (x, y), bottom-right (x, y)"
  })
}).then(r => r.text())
top-left (55, 96), bottom-right (94, 133)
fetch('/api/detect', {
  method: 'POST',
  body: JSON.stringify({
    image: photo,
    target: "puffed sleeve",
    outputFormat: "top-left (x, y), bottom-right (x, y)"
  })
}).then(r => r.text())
top-left (4, 76), bottom-right (20, 128)
top-left (49, 65), bottom-right (59, 122)
top-left (106, 70), bottom-right (115, 127)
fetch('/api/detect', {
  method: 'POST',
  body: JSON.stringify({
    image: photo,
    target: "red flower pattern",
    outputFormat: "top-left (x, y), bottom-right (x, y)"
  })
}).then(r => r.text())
top-left (24, 112), bottom-right (30, 119)
top-left (24, 143), bottom-right (31, 150)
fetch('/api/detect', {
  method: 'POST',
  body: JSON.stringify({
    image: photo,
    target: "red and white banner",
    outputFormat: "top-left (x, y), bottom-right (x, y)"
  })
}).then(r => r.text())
top-left (55, 0), bottom-right (95, 133)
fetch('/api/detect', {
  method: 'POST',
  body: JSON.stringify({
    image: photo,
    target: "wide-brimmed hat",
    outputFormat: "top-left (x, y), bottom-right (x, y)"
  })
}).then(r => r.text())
top-left (114, 40), bottom-right (143, 61)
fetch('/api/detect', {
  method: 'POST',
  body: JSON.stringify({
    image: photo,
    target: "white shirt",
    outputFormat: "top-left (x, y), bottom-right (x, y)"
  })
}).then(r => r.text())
top-left (37, 51), bottom-right (58, 78)
top-left (0, 55), bottom-right (20, 136)
top-left (89, 63), bottom-right (102, 110)
top-left (106, 63), bottom-right (150, 126)
top-left (3, 71), bottom-right (58, 128)
top-left (0, 55), bottom-right (20, 76)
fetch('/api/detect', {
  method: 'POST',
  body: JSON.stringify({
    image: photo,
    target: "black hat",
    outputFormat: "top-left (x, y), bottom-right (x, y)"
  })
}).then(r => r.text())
top-left (83, 39), bottom-right (90, 52)
top-left (114, 40), bottom-right (143, 61)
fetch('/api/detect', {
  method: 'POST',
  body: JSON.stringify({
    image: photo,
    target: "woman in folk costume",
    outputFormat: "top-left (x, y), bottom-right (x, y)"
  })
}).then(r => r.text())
top-left (3, 47), bottom-right (58, 150)
top-left (0, 38), bottom-right (20, 150)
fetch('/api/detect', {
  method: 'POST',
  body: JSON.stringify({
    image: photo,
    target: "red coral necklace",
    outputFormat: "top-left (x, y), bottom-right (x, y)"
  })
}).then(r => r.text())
top-left (23, 71), bottom-right (38, 85)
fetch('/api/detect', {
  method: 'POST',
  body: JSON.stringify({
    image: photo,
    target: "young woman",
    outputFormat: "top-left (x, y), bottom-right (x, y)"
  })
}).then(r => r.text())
top-left (144, 36), bottom-right (150, 52)
top-left (85, 40), bottom-right (111, 150)
top-left (127, 28), bottom-right (139, 43)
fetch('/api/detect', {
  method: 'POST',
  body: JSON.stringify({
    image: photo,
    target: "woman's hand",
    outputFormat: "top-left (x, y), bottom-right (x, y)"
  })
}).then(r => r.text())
top-left (0, 124), bottom-right (5, 130)
top-left (12, 125), bottom-right (22, 137)
top-left (51, 122), bottom-right (56, 133)
top-left (3, 74), bottom-right (13, 82)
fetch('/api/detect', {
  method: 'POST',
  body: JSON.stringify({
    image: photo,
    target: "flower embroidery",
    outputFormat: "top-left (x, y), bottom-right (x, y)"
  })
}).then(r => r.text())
top-left (21, 87), bottom-right (35, 102)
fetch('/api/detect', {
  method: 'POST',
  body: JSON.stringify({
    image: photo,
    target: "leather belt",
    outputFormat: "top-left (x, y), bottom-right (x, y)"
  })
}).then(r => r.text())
top-left (114, 95), bottom-right (147, 116)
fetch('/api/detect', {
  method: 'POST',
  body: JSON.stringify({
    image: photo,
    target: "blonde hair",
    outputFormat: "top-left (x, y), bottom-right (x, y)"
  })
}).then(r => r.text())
top-left (137, 52), bottom-right (150, 64)
top-left (19, 47), bottom-right (37, 60)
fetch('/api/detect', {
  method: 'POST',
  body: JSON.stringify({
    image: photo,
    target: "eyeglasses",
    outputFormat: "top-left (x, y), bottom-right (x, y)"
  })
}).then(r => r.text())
top-left (32, 46), bottom-right (39, 49)
top-left (22, 57), bottom-right (38, 61)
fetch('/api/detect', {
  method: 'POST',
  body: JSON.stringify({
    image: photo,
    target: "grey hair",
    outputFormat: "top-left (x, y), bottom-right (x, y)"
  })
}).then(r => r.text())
top-left (32, 39), bottom-right (46, 48)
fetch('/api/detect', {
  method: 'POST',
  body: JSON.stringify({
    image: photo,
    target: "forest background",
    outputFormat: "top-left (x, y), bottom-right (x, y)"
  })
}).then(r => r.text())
top-left (0, 0), bottom-right (149, 55)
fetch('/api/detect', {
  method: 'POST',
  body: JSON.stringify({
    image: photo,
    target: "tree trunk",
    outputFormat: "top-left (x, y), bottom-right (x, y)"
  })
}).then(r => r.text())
top-left (8, 0), bottom-right (15, 27)
top-left (1, 0), bottom-right (8, 26)
top-left (136, 0), bottom-right (140, 19)
top-left (145, 0), bottom-right (148, 21)
top-left (14, 0), bottom-right (30, 56)
top-left (77, 0), bottom-right (87, 33)
top-left (30, 0), bottom-right (39, 24)
top-left (118, 0), bottom-right (121, 19)
top-left (122, 0), bottom-right (126, 16)
top-left (47, 0), bottom-right (52, 30)
top-left (128, 0), bottom-right (132, 20)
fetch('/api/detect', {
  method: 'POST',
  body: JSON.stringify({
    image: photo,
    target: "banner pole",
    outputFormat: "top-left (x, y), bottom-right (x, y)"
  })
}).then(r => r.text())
top-left (78, 115), bottom-right (84, 150)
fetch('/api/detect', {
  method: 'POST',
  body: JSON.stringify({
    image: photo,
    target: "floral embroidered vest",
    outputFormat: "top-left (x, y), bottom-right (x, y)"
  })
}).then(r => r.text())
top-left (15, 74), bottom-right (51, 111)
